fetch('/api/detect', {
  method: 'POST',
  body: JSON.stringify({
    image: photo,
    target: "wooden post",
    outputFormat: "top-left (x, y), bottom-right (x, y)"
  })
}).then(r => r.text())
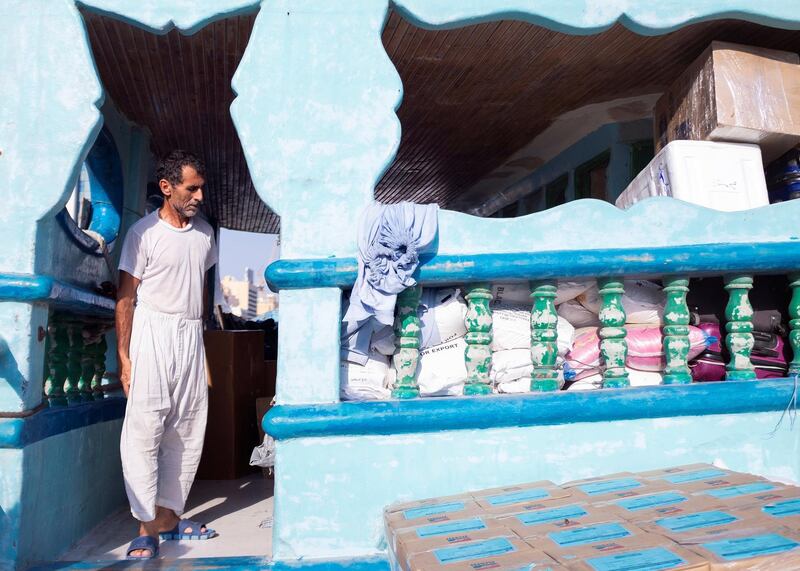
top-left (464, 283), bottom-right (493, 395)
top-left (92, 334), bottom-right (108, 400)
top-left (724, 275), bottom-right (756, 381)
top-left (662, 276), bottom-right (692, 384)
top-left (79, 323), bottom-right (96, 400)
top-left (789, 273), bottom-right (800, 376)
top-left (598, 278), bottom-right (629, 388)
top-left (529, 280), bottom-right (559, 392)
top-left (65, 321), bottom-right (83, 404)
top-left (392, 285), bottom-right (422, 399)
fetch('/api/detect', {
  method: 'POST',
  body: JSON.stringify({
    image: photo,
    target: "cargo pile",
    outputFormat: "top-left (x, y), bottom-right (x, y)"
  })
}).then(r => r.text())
top-left (384, 464), bottom-right (800, 570)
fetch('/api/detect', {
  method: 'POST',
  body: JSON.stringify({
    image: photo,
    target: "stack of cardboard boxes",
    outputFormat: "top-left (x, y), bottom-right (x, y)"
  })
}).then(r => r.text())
top-left (384, 464), bottom-right (800, 571)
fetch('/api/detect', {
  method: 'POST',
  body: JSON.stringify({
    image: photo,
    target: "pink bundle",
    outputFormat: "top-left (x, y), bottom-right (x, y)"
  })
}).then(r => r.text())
top-left (566, 325), bottom-right (711, 379)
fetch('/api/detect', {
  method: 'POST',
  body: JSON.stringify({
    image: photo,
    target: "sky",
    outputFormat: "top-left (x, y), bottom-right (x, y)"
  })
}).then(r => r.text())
top-left (217, 228), bottom-right (280, 289)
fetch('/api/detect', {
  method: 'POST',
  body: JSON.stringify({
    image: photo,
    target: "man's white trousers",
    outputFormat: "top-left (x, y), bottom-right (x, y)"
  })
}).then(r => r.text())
top-left (120, 304), bottom-right (208, 522)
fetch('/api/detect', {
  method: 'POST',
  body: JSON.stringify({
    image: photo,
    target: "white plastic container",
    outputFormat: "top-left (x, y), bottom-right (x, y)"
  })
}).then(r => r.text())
top-left (615, 140), bottom-right (769, 211)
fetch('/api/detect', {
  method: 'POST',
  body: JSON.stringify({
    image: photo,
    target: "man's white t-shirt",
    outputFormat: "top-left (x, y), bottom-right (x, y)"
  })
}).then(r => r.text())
top-left (118, 211), bottom-right (218, 320)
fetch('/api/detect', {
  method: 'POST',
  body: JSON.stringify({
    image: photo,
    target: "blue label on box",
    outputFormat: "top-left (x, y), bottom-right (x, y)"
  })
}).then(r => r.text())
top-left (485, 488), bottom-right (551, 506)
top-left (662, 468), bottom-right (727, 484)
top-left (764, 497), bottom-right (800, 518)
top-left (702, 533), bottom-right (800, 561)
top-left (615, 491), bottom-right (688, 512)
top-left (433, 537), bottom-right (516, 564)
top-left (548, 522), bottom-right (632, 547)
top-left (403, 501), bottom-right (465, 520)
top-left (586, 547), bottom-right (687, 571)
top-left (515, 504), bottom-right (588, 526)
top-left (416, 517), bottom-right (488, 538)
top-left (654, 510), bottom-right (738, 532)
top-left (705, 482), bottom-right (776, 499)
top-left (577, 478), bottom-right (643, 496)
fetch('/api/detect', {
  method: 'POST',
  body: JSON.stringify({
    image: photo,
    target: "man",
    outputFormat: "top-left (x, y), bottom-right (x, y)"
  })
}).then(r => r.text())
top-left (116, 150), bottom-right (218, 559)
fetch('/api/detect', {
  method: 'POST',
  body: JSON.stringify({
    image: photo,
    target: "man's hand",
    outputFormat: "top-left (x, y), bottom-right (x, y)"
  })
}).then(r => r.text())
top-left (120, 358), bottom-right (132, 397)
top-left (116, 271), bottom-right (140, 399)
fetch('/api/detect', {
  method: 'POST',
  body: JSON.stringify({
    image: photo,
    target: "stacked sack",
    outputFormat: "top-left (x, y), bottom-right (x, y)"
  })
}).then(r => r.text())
top-left (555, 280), bottom-right (712, 390)
top-left (490, 283), bottom-right (577, 393)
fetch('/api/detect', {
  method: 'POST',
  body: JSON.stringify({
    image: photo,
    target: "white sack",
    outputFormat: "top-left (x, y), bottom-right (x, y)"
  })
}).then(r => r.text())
top-left (566, 367), bottom-right (663, 391)
top-left (419, 288), bottom-right (468, 349)
top-left (557, 299), bottom-right (601, 328)
top-left (491, 303), bottom-right (575, 355)
top-left (492, 280), bottom-right (593, 306)
top-left (576, 280), bottom-right (665, 325)
top-left (416, 337), bottom-right (468, 397)
top-left (340, 351), bottom-right (391, 401)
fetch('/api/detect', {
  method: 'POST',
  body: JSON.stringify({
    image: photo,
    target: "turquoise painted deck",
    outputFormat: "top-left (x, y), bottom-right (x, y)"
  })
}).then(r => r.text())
top-left (31, 556), bottom-right (389, 571)
top-left (4, 0), bottom-right (800, 569)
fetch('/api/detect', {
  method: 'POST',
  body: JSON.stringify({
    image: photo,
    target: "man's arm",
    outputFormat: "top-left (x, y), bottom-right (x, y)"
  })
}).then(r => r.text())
top-left (116, 270), bottom-right (140, 397)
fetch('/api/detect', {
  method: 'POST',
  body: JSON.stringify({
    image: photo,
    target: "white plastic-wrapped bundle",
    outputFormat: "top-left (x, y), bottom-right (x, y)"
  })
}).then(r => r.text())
top-left (576, 280), bottom-right (666, 325)
top-left (566, 368), bottom-right (664, 391)
top-left (418, 288), bottom-right (468, 349)
top-left (416, 337), bottom-right (468, 397)
top-left (491, 303), bottom-right (575, 354)
top-left (557, 299), bottom-right (601, 329)
top-left (492, 280), bottom-right (593, 306)
top-left (491, 350), bottom-right (568, 393)
top-left (340, 351), bottom-right (391, 401)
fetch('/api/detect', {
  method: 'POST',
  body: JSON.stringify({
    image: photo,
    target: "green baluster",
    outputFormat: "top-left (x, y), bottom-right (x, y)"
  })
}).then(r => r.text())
top-left (662, 276), bottom-right (692, 384)
top-left (529, 280), bottom-right (559, 392)
top-left (724, 275), bottom-right (756, 381)
top-left (598, 278), bottom-right (629, 388)
top-left (65, 321), bottom-right (83, 404)
top-left (789, 273), bottom-right (800, 376)
top-left (79, 323), bottom-right (96, 400)
top-left (45, 318), bottom-right (68, 407)
top-left (92, 334), bottom-right (108, 400)
top-left (463, 283), bottom-right (493, 395)
top-left (392, 285), bottom-right (422, 399)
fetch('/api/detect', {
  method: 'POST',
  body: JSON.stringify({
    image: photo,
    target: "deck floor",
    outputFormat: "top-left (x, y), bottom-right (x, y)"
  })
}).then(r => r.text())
top-left (60, 473), bottom-right (274, 562)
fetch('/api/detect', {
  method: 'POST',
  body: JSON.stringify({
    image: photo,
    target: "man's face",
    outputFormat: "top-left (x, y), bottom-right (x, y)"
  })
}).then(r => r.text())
top-left (160, 165), bottom-right (205, 219)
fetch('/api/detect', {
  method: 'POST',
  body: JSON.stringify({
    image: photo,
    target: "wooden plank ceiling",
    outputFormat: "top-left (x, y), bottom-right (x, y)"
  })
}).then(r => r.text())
top-left (82, 10), bottom-right (800, 234)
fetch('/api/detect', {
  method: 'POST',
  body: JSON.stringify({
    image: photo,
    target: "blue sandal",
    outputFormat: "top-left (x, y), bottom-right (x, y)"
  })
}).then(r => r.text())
top-left (126, 535), bottom-right (159, 560)
top-left (160, 519), bottom-right (217, 540)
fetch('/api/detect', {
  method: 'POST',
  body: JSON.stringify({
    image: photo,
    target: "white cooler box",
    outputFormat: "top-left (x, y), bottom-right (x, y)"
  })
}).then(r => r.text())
top-left (615, 140), bottom-right (769, 211)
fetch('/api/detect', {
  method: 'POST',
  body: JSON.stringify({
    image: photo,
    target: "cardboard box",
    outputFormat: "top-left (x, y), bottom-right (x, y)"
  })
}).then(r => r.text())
top-left (645, 466), bottom-right (763, 494)
top-left (497, 504), bottom-right (615, 539)
top-left (407, 536), bottom-right (562, 571)
top-left (686, 526), bottom-right (800, 570)
top-left (197, 330), bottom-right (273, 480)
top-left (637, 463), bottom-right (725, 480)
top-left (603, 490), bottom-right (723, 523)
top-left (385, 493), bottom-right (475, 515)
top-left (729, 487), bottom-right (800, 529)
top-left (527, 522), bottom-right (662, 565)
top-left (385, 500), bottom-right (484, 534)
top-left (560, 535), bottom-right (709, 571)
top-left (563, 474), bottom-right (668, 502)
top-left (654, 41), bottom-right (800, 162)
top-left (696, 479), bottom-right (785, 503)
top-left (639, 507), bottom-right (758, 542)
top-left (473, 481), bottom-right (571, 511)
top-left (481, 492), bottom-right (585, 516)
top-left (721, 484), bottom-right (800, 510)
top-left (396, 520), bottom-right (514, 571)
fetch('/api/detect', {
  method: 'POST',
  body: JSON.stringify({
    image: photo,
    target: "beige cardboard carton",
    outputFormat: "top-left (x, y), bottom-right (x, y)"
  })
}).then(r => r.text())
top-left (602, 490), bottom-right (723, 523)
top-left (385, 493), bottom-right (476, 515)
top-left (497, 504), bottom-right (617, 539)
top-left (395, 518), bottom-right (513, 571)
top-left (729, 487), bottom-right (800, 530)
top-left (481, 493), bottom-right (586, 517)
top-left (407, 536), bottom-right (563, 571)
top-left (639, 506), bottom-right (759, 543)
top-left (645, 467), bottom-right (763, 494)
top-left (557, 534), bottom-right (709, 571)
top-left (522, 520), bottom-right (648, 564)
top-left (719, 483), bottom-right (800, 510)
top-left (385, 500), bottom-right (485, 550)
top-left (684, 525), bottom-right (800, 570)
top-left (637, 464), bottom-right (725, 480)
top-left (654, 41), bottom-right (800, 162)
top-left (472, 481), bottom-right (571, 512)
top-left (562, 474), bottom-right (669, 503)
top-left (694, 479), bottom-right (787, 503)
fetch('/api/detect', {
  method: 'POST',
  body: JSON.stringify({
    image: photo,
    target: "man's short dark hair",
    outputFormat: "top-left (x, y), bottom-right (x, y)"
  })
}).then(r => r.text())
top-left (156, 150), bottom-right (205, 187)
